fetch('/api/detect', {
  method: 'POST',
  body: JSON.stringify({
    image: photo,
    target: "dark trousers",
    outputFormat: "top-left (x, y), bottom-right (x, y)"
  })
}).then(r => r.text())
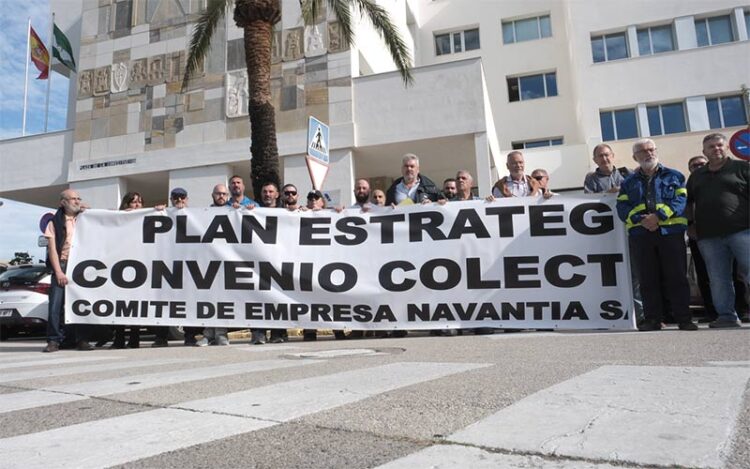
top-left (46, 261), bottom-right (89, 344)
top-left (630, 232), bottom-right (691, 324)
top-left (689, 238), bottom-right (718, 319)
top-left (690, 238), bottom-right (748, 320)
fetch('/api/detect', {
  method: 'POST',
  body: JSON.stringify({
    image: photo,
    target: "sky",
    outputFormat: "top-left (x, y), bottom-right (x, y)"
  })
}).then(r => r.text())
top-left (0, 0), bottom-right (69, 139)
top-left (0, 0), bottom-right (69, 262)
top-left (0, 0), bottom-right (68, 262)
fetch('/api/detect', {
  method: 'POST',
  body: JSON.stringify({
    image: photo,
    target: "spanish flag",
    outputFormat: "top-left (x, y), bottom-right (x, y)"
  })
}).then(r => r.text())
top-left (29, 26), bottom-right (49, 80)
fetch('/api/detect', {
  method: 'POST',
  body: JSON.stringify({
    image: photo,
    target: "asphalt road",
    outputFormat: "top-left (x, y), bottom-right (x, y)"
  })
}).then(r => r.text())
top-left (0, 326), bottom-right (748, 469)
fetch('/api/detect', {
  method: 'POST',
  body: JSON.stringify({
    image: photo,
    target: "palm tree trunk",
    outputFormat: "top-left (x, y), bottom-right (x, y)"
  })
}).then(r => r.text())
top-left (235, 0), bottom-right (281, 199)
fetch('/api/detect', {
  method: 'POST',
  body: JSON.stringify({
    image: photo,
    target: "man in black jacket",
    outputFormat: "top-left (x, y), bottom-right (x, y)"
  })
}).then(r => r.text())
top-left (385, 154), bottom-right (440, 206)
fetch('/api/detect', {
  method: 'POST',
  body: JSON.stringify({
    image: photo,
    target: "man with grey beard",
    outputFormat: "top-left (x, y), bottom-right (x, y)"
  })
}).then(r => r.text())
top-left (616, 139), bottom-right (697, 332)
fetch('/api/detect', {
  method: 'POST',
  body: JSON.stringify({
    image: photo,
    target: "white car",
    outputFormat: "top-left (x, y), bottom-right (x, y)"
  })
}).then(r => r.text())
top-left (0, 264), bottom-right (51, 340)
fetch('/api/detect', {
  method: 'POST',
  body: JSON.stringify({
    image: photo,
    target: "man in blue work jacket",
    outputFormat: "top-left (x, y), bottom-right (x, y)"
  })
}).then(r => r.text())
top-left (616, 138), bottom-right (698, 332)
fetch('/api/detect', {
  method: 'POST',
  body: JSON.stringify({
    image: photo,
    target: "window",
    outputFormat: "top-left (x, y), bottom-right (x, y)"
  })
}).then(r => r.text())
top-left (511, 138), bottom-right (563, 150)
top-left (707, 96), bottom-right (748, 128)
top-left (591, 33), bottom-right (629, 62)
top-left (637, 25), bottom-right (675, 55)
top-left (695, 15), bottom-right (734, 47)
top-left (435, 28), bottom-right (480, 56)
top-left (507, 72), bottom-right (558, 102)
top-left (647, 103), bottom-right (686, 136)
top-left (502, 15), bottom-right (552, 44)
top-left (600, 109), bottom-right (639, 141)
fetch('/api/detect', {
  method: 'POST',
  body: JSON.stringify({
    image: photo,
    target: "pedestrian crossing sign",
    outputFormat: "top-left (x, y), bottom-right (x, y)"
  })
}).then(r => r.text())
top-left (307, 116), bottom-right (329, 163)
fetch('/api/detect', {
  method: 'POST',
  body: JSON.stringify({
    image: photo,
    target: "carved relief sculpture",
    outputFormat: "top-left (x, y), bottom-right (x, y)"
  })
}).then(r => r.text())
top-left (226, 70), bottom-right (250, 118)
top-left (93, 66), bottom-right (111, 96)
top-left (283, 28), bottom-right (304, 61)
top-left (304, 23), bottom-right (326, 57)
top-left (129, 58), bottom-right (148, 87)
top-left (78, 70), bottom-right (93, 98)
top-left (271, 31), bottom-right (281, 64)
top-left (111, 62), bottom-right (129, 93)
top-left (148, 55), bottom-right (165, 84)
top-left (328, 21), bottom-right (348, 53)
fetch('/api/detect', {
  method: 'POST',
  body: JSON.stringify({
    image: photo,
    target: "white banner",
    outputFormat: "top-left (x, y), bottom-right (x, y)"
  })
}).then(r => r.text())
top-left (65, 196), bottom-right (636, 331)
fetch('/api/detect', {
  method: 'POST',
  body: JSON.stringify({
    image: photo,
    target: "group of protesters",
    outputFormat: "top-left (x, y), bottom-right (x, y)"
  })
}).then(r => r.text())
top-left (41, 131), bottom-right (747, 352)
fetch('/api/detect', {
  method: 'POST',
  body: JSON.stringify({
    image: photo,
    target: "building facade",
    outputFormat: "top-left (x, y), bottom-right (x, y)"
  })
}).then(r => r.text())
top-left (1, 0), bottom-right (748, 208)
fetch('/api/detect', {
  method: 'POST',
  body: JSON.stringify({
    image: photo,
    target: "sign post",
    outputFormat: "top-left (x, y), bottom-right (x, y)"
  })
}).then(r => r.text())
top-left (305, 116), bottom-right (330, 190)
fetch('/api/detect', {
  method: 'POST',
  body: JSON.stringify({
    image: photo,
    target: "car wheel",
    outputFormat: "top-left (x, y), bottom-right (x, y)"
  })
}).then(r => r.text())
top-left (167, 326), bottom-right (184, 341)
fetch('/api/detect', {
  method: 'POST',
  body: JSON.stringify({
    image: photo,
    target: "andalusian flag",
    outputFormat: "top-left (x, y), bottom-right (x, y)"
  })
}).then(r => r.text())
top-left (29, 26), bottom-right (49, 79)
top-left (52, 23), bottom-right (76, 73)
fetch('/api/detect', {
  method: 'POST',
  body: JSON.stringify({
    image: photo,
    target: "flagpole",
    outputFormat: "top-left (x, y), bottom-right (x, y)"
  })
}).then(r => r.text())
top-left (44, 13), bottom-right (54, 133)
top-left (22, 17), bottom-right (31, 136)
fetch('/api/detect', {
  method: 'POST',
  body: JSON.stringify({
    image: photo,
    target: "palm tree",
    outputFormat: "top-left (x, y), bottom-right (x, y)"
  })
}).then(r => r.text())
top-left (183, 0), bottom-right (412, 199)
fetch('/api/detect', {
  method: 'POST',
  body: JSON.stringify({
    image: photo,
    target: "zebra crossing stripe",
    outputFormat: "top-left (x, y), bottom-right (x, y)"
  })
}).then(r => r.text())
top-left (176, 362), bottom-right (489, 420)
top-left (0, 358), bottom-right (195, 383)
top-left (0, 356), bottom-right (120, 370)
top-left (376, 444), bottom-right (623, 469)
top-left (0, 352), bottom-right (59, 363)
top-left (0, 408), bottom-right (270, 469)
top-left (0, 359), bottom-right (322, 414)
top-left (0, 362), bottom-right (487, 469)
top-left (446, 365), bottom-right (750, 468)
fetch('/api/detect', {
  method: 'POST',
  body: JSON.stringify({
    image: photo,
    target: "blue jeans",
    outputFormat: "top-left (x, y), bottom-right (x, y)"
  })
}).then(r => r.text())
top-left (46, 262), bottom-right (66, 344)
top-left (698, 229), bottom-right (750, 322)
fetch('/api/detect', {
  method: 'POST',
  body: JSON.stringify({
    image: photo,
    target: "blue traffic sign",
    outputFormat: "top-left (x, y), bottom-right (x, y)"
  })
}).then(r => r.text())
top-left (307, 116), bottom-right (329, 163)
top-left (729, 129), bottom-right (750, 161)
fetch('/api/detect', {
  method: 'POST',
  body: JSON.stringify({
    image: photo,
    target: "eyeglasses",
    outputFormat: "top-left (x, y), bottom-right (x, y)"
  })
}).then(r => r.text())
top-left (65, 197), bottom-right (82, 201)
top-left (307, 194), bottom-right (321, 200)
top-left (284, 191), bottom-right (297, 196)
top-left (171, 195), bottom-right (187, 200)
top-left (532, 176), bottom-right (546, 181)
top-left (636, 147), bottom-right (657, 154)
top-left (689, 162), bottom-right (706, 171)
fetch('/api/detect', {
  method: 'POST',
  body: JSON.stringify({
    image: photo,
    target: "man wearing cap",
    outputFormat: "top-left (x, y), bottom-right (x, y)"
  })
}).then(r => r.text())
top-left (152, 187), bottom-right (203, 346)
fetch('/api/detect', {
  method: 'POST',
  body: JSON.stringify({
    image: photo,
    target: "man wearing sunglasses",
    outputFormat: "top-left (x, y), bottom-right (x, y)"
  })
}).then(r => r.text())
top-left (530, 169), bottom-right (556, 199)
top-left (281, 184), bottom-right (303, 210)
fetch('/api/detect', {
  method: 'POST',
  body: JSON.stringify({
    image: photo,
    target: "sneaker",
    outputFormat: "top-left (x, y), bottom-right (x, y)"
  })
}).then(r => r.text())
top-left (678, 322), bottom-right (699, 331)
top-left (250, 331), bottom-right (266, 345)
top-left (151, 338), bottom-right (168, 348)
top-left (638, 321), bottom-right (662, 331)
top-left (76, 341), bottom-right (93, 351)
top-left (184, 338), bottom-right (198, 346)
top-left (216, 335), bottom-right (230, 346)
top-left (196, 337), bottom-right (210, 347)
top-left (708, 319), bottom-right (741, 329)
top-left (42, 341), bottom-right (59, 353)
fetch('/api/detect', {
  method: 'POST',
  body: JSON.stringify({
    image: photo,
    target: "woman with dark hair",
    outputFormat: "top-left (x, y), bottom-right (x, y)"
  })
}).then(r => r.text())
top-left (111, 192), bottom-right (143, 348)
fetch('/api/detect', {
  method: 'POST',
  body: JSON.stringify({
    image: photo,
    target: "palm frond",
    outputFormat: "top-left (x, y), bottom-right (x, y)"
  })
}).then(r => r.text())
top-left (326, 0), bottom-right (354, 49)
top-left (351, 0), bottom-right (412, 85)
top-left (182, 0), bottom-right (232, 92)
top-left (300, 0), bottom-right (322, 25)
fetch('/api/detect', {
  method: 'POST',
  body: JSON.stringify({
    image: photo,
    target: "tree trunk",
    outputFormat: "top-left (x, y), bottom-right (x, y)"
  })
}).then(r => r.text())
top-left (234, 0), bottom-right (281, 199)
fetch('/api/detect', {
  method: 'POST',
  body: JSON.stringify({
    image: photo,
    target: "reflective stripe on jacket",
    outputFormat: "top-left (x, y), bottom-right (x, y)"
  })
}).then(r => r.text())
top-left (615, 164), bottom-right (688, 235)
